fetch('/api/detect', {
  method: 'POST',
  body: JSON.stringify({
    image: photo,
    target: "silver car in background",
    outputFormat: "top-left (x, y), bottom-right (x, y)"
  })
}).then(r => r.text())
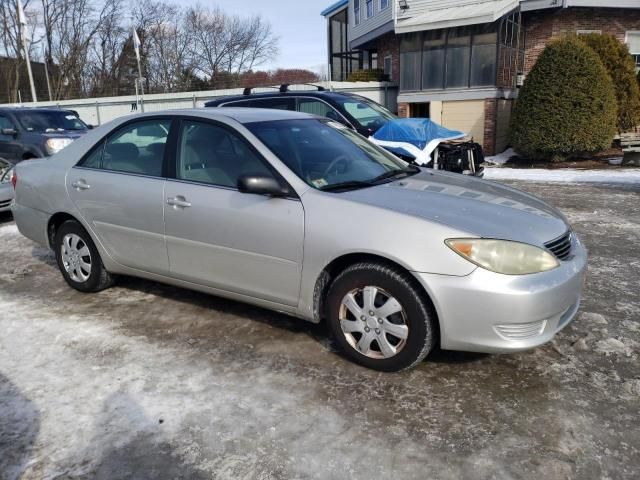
top-left (0, 157), bottom-right (14, 212)
top-left (11, 109), bottom-right (587, 371)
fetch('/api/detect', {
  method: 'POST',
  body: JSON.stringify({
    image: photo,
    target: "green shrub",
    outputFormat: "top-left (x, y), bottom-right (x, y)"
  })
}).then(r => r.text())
top-left (579, 33), bottom-right (640, 132)
top-left (511, 36), bottom-right (617, 161)
top-left (346, 69), bottom-right (389, 82)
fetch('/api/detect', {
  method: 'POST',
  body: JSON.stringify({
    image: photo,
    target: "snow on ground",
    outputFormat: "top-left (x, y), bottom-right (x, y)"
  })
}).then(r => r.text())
top-left (484, 148), bottom-right (517, 166)
top-left (484, 167), bottom-right (640, 184)
top-left (1, 180), bottom-right (640, 479)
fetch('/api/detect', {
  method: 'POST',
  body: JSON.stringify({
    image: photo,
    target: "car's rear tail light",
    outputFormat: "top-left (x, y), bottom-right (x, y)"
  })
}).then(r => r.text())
top-left (11, 171), bottom-right (17, 189)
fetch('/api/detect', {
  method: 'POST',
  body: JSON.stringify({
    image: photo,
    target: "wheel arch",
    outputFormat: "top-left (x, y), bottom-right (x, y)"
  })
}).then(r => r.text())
top-left (312, 252), bottom-right (441, 343)
top-left (47, 211), bottom-right (82, 248)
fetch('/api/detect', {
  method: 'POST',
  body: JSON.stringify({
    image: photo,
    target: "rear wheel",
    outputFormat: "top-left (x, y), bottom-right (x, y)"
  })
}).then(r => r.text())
top-left (54, 220), bottom-right (113, 292)
top-left (326, 262), bottom-right (437, 372)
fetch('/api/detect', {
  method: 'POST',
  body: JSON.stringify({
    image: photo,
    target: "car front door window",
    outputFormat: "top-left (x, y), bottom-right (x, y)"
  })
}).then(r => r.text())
top-left (177, 120), bottom-right (273, 188)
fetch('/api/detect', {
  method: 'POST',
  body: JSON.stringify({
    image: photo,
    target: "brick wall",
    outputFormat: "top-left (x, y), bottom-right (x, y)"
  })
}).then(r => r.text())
top-left (377, 32), bottom-right (400, 82)
top-left (397, 102), bottom-right (409, 118)
top-left (523, 7), bottom-right (640, 74)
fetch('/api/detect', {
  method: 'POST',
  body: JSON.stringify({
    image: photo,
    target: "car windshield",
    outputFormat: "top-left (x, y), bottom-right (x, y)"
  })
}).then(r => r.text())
top-left (15, 110), bottom-right (88, 132)
top-left (247, 119), bottom-right (418, 192)
top-left (333, 96), bottom-right (396, 133)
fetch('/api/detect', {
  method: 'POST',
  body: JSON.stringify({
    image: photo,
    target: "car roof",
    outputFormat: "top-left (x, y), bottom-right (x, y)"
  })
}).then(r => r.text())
top-left (0, 106), bottom-right (76, 114)
top-left (138, 107), bottom-right (318, 124)
top-left (205, 90), bottom-right (363, 106)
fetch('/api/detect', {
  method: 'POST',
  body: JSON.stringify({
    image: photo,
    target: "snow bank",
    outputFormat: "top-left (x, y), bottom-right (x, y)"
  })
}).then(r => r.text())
top-left (484, 167), bottom-right (640, 184)
top-left (484, 148), bottom-right (517, 166)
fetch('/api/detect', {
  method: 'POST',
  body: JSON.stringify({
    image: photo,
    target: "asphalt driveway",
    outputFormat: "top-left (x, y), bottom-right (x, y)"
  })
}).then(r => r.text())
top-left (0, 180), bottom-right (638, 480)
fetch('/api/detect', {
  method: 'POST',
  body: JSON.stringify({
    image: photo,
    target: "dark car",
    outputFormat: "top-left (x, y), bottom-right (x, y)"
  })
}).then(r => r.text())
top-left (205, 85), bottom-right (484, 176)
top-left (205, 85), bottom-right (396, 138)
top-left (0, 107), bottom-right (90, 164)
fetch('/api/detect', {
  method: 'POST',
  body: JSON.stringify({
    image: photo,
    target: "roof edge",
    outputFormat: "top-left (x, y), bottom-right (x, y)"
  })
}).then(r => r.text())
top-left (321, 0), bottom-right (348, 17)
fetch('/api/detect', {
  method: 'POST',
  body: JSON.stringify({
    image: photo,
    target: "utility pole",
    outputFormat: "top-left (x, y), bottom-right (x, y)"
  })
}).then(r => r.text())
top-left (132, 26), bottom-right (144, 112)
top-left (17, 0), bottom-right (37, 104)
top-left (43, 46), bottom-right (53, 101)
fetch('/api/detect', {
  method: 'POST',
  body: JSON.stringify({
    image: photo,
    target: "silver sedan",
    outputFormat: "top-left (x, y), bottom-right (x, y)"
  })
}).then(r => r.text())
top-left (11, 109), bottom-right (587, 371)
top-left (0, 157), bottom-right (14, 212)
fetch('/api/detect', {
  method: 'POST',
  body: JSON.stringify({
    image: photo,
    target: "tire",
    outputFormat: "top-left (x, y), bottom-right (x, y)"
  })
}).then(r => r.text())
top-left (326, 262), bottom-right (436, 372)
top-left (54, 220), bottom-right (113, 292)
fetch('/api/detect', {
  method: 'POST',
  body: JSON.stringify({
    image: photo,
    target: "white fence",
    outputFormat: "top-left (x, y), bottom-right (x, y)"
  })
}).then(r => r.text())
top-left (2, 81), bottom-right (398, 126)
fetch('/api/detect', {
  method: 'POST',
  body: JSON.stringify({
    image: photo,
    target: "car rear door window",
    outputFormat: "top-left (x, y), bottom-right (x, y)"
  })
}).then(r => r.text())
top-left (251, 98), bottom-right (295, 110)
top-left (296, 98), bottom-right (344, 122)
top-left (99, 119), bottom-right (171, 176)
top-left (177, 120), bottom-right (272, 188)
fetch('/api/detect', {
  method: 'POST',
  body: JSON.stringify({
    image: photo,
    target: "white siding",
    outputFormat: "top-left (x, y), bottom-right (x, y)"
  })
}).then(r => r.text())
top-left (349, 0), bottom-right (393, 44)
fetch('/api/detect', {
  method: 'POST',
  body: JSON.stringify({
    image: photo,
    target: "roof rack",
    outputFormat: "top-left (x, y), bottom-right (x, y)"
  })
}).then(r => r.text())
top-left (279, 83), bottom-right (326, 92)
top-left (242, 86), bottom-right (281, 96)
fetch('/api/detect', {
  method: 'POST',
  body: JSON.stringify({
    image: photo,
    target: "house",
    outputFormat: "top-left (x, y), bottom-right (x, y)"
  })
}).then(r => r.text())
top-left (322, 0), bottom-right (640, 155)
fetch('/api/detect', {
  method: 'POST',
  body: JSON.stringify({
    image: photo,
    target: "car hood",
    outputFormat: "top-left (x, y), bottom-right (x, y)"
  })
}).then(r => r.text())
top-left (41, 130), bottom-right (87, 140)
top-left (340, 169), bottom-right (569, 246)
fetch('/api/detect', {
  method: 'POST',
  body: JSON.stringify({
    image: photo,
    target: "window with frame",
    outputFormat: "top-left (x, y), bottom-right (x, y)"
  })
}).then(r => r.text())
top-left (366, 0), bottom-right (373, 18)
top-left (384, 56), bottom-right (392, 80)
top-left (400, 33), bottom-right (422, 91)
top-left (401, 22), bottom-right (499, 92)
top-left (354, 0), bottom-right (360, 25)
top-left (296, 98), bottom-right (345, 124)
top-left (82, 119), bottom-right (170, 176)
top-left (0, 114), bottom-right (15, 133)
top-left (380, 0), bottom-right (389, 10)
top-left (177, 120), bottom-right (272, 188)
top-left (626, 31), bottom-right (640, 71)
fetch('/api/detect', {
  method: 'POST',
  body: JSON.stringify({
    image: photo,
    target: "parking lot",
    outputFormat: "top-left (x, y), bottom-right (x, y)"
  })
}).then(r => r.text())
top-left (0, 179), bottom-right (639, 480)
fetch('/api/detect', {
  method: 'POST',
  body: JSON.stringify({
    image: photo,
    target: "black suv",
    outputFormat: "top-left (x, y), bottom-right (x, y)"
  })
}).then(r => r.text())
top-left (205, 85), bottom-right (396, 137)
top-left (0, 107), bottom-right (90, 164)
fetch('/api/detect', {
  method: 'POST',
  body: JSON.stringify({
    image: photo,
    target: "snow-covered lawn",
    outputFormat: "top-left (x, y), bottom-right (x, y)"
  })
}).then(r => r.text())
top-left (484, 167), bottom-right (640, 184)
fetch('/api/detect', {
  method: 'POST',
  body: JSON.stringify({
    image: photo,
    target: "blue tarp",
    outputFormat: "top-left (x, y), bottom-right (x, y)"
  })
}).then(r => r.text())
top-left (372, 118), bottom-right (464, 150)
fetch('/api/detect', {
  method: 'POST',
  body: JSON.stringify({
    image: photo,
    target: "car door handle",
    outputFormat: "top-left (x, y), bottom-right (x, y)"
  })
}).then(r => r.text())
top-left (71, 180), bottom-right (90, 190)
top-left (167, 196), bottom-right (191, 208)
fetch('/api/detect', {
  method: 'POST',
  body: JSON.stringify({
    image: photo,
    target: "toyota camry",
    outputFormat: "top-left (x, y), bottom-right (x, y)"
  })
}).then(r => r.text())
top-left (11, 108), bottom-right (587, 371)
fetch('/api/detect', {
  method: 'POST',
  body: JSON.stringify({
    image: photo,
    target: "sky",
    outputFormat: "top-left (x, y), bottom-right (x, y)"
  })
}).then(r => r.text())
top-left (174, 0), bottom-right (332, 73)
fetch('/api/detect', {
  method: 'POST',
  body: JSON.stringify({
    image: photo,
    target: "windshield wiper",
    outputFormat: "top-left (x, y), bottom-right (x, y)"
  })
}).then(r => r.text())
top-left (319, 180), bottom-right (375, 192)
top-left (369, 165), bottom-right (420, 184)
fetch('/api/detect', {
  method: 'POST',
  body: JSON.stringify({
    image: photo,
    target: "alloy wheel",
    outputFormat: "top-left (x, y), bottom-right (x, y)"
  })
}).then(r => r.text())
top-left (60, 233), bottom-right (92, 283)
top-left (338, 286), bottom-right (409, 359)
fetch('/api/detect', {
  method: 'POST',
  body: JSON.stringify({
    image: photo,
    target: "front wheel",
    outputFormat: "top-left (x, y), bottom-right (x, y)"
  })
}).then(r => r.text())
top-left (326, 262), bottom-right (437, 372)
top-left (54, 220), bottom-right (113, 292)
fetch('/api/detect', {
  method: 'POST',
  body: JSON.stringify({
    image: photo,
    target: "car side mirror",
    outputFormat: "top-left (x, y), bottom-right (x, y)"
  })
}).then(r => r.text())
top-left (1, 128), bottom-right (17, 137)
top-left (237, 174), bottom-right (290, 197)
top-left (87, 124), bottom-right (94, 130)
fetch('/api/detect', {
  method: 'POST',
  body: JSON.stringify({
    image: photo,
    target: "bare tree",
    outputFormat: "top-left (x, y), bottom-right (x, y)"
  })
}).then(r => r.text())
top-left (185, 4), bottom-right (278, 85)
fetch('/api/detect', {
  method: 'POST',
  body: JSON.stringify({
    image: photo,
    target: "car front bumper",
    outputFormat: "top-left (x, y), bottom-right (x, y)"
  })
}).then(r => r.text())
top-left (413, 234), bottom-right (587, 353)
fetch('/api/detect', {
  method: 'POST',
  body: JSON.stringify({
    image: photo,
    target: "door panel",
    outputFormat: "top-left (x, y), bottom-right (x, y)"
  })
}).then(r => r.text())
top-left (66, 117), bottom-right (172, 274)
top-left (67, 169), bottom-right (168, 273)
top-left (164, 181), bottom-right (304, 306)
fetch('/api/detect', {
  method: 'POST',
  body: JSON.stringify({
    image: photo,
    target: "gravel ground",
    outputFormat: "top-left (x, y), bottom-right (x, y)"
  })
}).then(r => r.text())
top-left (0, 180), bottom-right (639, 480)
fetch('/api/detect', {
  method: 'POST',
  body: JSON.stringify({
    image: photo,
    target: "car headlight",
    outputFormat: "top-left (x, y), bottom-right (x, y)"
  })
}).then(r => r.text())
top-left (445, 238), bottom-right (559, 275)
top-left (45, 138), bottom-right (73, 155)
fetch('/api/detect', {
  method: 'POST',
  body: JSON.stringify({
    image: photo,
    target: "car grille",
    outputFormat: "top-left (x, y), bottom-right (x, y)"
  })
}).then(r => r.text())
top-left (544, 231), bottom-right (572, 261)
top-left (0, 199), bottom-right (11, 208)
